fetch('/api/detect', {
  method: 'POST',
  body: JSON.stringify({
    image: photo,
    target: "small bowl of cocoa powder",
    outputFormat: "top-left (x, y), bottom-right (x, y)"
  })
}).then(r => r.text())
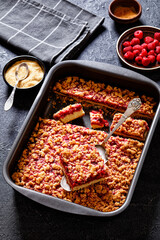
top-left (109, 0), bottom-right (142, 24)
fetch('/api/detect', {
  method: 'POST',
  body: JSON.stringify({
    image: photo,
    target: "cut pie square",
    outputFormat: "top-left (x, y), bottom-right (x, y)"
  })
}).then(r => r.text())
top-left (110, 113), bottom-right (149, 141)
top-left (60, 144), bottom-right (108, 191)
top-left (53, 103), bottom-right (85, 123)
top-left (90, 109), bottom-right (109, 129)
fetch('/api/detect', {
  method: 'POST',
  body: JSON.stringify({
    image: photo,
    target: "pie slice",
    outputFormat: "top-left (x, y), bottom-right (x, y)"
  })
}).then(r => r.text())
top-left (110, 113), bottom-right (149, 141)
top-left (90, 110), bottom-right (109, 129)
top-left (60, 144), bottom-right (108, 191)
top-left (53, 103), bottom-right (85, 123)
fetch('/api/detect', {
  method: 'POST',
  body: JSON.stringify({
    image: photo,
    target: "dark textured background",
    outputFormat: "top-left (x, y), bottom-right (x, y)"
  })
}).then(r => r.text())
top-left (0, 0), bottom-right (160, 239)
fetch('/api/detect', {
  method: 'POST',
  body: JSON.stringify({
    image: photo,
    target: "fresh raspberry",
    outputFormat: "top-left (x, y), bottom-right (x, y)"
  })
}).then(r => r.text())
top-left (135, 56), bottom-right (142, 65)
top-left (141, 43), bottom-right (148, 50)
top-left (148, 50), bottom-right (156, 56)
top-left (148, 55), bottom-right (156, 64)
top-left (144, 36), bottom-right (154, 44)
top-left (133, 50), bottom-right (140, 57)
top-left (148, 42), bottom-right (156, 50)
top-left (123, 46), bottom-right (133, 53)
top-left (130, 37), bottom-right (140, 46)
top-left (133, 45), bottom-right (142, 51)
top-left (124, 51), bottom-right (134, 60)
top-left (154, 32), bottom-right (160, 41)
top-left (155, 46), bottom-right (160, 54)
top-left (134, 30), bottom-right (143, 39)
top-left (123, 41), bottom-right (131, 47)
top-left (142, 57), bottom-right (151, 66)
top-left (140, 49), bottom-right (148, 57)
top-left (153, 39), bottom-right (159, 46)
top-left (157, 54), bottom-right (160, 63)
top-left (122, 31), bottom-right (160, 68)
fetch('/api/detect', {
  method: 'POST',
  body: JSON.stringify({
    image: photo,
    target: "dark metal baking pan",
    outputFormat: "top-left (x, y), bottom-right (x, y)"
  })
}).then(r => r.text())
top-left (3, 60), bottom-right (160, 217)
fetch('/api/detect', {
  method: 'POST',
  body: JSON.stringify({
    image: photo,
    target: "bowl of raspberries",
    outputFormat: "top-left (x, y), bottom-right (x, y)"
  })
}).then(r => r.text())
top-left (117, 26), bottom-right (160, 70)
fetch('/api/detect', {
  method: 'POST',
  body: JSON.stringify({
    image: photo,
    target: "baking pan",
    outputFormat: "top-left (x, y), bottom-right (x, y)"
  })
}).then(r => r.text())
top-left (3, 60), bottom-right (160, 216)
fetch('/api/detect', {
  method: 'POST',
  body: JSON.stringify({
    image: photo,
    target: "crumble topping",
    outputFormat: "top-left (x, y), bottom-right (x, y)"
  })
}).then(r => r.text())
top-left (60, 144), bottom-right (108, 190)
top-left (110, 113), bottom-right (149, 141)
top-left (12, 118), bottom-right (144, 212)
top-left (53, 76), bottom-right (156, 119)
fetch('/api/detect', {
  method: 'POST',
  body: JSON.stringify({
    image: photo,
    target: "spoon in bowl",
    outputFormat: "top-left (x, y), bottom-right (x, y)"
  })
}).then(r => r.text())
top-left (4, 62), bottom-right (29, 111)
top-left (95, 98), bottom-right (142, 163)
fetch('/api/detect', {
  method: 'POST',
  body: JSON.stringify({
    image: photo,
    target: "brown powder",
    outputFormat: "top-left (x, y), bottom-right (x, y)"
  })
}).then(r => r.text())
top-left (114, 6), bottom-right (137, 19)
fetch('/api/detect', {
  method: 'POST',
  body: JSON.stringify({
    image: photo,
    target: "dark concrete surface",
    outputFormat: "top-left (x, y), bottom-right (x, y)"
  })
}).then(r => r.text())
top-left (0, 0), bottom-right (160, 239)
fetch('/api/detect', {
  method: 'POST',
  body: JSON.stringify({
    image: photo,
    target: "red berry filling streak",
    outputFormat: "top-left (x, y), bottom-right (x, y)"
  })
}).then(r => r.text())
top-left (90, 110), bottom-right (109, 128)
top-left (54, 103), bottom-right (82, 119)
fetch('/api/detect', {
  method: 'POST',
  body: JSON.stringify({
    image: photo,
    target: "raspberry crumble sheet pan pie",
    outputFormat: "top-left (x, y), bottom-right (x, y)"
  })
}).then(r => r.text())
top-left (3, 61), bottom-right (160, 217)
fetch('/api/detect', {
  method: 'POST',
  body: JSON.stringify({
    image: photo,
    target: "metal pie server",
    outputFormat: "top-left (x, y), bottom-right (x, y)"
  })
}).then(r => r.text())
top-left (95, 98), bottom-right (142, 163)
top-left (61, 98), bottom-right (142, 191)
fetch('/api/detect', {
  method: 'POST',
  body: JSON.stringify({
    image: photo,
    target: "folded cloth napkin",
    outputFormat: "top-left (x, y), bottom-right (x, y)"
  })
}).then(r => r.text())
top-left (0, 0), bottom-right (104, 65)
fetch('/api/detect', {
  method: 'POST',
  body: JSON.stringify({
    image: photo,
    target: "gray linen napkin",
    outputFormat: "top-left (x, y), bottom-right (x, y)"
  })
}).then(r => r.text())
top-left (0, 0), bottom-right (104, 65)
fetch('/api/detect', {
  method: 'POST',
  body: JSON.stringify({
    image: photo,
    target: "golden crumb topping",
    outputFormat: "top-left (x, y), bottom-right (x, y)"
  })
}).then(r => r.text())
top-left (110, 113), bottom-right (149, 141)
top-left (60, 144), bottom-right (108, 189)
top-left (12, 118), bottom-right (143, 212)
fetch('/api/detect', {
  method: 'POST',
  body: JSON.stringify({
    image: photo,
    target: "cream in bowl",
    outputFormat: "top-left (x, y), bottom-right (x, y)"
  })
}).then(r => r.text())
top-left (3, 56), bottom-right (45, 89)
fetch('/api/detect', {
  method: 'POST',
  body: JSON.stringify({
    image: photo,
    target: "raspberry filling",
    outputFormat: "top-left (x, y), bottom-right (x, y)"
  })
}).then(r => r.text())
top-left (90, 110), bottom-right (109, 128)
top-left (54, 103), bottom-right (82, 119)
